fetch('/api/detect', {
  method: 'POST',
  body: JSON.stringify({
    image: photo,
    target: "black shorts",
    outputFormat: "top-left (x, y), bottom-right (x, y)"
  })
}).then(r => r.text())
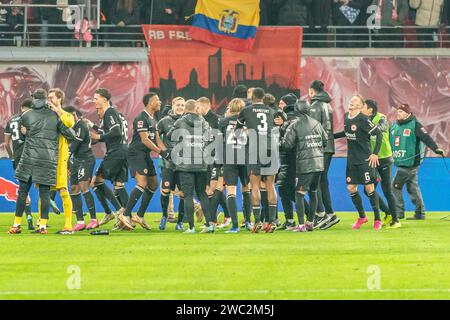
top-left (223, 164), bottom-right (249, 186)
top-left (128, 152), bottom-right (157, 178)
top-left (296, 172), bottom-right (321, 191)
top-left (161, 167), bottom-right (180, 191)
top-left (346, 163), bottom-right (377, 185)
top-left (248, 163), bottom-right (278, 177)
top-left (96, 154), bottom-right (128, 183)
top-left (70, 157), bottom-right (95, 185)
top-left (207, 165), bottom-right (223, 182)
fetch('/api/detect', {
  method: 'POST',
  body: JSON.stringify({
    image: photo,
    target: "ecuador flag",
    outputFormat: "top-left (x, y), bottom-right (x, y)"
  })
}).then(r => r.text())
top-left (190, 0), bottom-right (260, 51)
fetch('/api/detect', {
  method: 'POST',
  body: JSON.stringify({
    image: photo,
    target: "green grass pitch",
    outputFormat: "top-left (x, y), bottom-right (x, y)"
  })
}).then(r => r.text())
top-left (0, 212), bottom-right (449, 300)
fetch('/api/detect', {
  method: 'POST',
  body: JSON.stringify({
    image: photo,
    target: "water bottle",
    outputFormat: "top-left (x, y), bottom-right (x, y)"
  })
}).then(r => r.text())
top-left (90, 230), bottom-right (109, 236)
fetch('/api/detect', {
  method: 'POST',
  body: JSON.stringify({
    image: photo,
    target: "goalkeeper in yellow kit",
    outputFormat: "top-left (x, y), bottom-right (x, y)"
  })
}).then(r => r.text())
top-left (46, 88), bottom-right (75, 234)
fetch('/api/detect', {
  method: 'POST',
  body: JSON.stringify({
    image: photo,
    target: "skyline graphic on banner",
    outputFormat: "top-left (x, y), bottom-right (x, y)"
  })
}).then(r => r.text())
top-left (149, 48), bottom-right (300, 110)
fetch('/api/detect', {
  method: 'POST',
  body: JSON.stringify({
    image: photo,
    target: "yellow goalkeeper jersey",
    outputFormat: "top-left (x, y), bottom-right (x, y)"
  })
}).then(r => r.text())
top-left (55, 110), bottom-right (75, 189)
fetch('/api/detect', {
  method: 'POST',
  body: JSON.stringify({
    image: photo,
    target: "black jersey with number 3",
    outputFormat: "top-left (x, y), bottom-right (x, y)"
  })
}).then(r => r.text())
top-left (344, 112), bottom-right (380, 165)
top-left (4, 113), bottom-right (26, 160)
top-left (129, 110), bottom-right (158, 153)
top-left (237, 103), bottom-right (275, 135)
top-left (236, 103), bottom-right (276, 162)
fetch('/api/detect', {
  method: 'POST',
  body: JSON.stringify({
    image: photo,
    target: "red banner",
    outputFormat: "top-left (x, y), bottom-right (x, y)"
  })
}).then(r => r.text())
top-left (142, 25), bottom-right (303, 111)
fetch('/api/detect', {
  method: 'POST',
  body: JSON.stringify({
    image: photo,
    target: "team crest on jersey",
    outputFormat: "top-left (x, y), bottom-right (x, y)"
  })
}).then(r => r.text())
top-left (403, 129), bottom-right (411, 136)
top-left (143, 168), bottom-right (148, 174)
top-left (137, 121), bottom-right (144, 129)
top-left (218, 10), bottom-right (239, 34)
top-left (346, 177), bottom-right (351, 183)
top-left (351, 124), bottom-right (357, 131)
top-left (164, 181), bottom-right (170, 187)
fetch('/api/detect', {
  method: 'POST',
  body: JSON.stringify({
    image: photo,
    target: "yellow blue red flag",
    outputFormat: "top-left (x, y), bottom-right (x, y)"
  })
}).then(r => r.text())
top-left (190, 0), bottom-right (260, 51)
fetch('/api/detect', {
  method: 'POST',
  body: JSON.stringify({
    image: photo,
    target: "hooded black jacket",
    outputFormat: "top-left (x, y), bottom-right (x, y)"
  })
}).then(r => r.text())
top-left (310, 91), bottom-right (335, 154)
top-left (167, 113), bottom-right (211, 172)
top-left (281, 101), bottom-right (328, 175)
top-left (15, 99), bottom-right (70, 186)
top-left (279, 102), bottom-right (303, 167)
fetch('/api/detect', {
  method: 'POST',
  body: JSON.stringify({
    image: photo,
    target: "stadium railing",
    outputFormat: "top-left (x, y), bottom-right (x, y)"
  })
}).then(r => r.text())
top-left (0, 3), bottom-right (449, 48)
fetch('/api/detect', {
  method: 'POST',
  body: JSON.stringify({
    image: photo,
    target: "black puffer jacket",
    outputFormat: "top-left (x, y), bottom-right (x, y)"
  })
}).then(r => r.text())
top-left (168, 112), bottom-right (211, 172)
top-left (157, 110), bottom-right (183, 169)
top-left (310, 91), bottom-right (335, 154)
top-left (281, 101), bottom-right (328, 174)
top-left (15, 99), bottom-right (60, 185)
top-left (274, 0), bottom-right (312, 26)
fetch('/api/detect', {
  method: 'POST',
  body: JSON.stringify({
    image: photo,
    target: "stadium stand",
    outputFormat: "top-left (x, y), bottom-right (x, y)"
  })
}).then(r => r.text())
top-left (0, 0), bottom-right (449, 47)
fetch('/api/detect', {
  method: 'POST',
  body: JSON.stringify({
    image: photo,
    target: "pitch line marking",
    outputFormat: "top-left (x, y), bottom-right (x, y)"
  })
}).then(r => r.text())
top-left (0, 289), bottom-right (449, 296)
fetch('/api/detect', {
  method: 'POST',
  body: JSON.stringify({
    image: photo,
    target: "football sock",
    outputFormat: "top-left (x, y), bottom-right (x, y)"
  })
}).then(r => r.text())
top-left (253, 206), bottom-right (262, 224)
top-left (101, 184), bottom-right (122, 211)
top-left (71, 193), bottom-right (84, 222)
top-left (295, 192), bottom-right (305, 225)
top-left (367, 191), bottom-right (381, 221)
top-left (261, 189), bottom-right (269, 222)
top-left (210, 190), bottom-right (222, 223)
top-left (137, 188), bottom-right (155, 218)
top-left (269, 204), bottom-right (277, 223)
top-left (14, 216), bottom-right (22, 227)
top-left (83, 191), bottom-right (96, 219)
top-left (115, 186), bottom-right (129, 208)
top-left (242, 191), bottom-right (252, 223)
top-left (161, 191), bottom-right (170, 218)
top-left (93, 185), bottom-right (111, 215)
top-left (60, 189), bottom-right (73, 230)
top-left (39, 218), bottom-right (48, 229)
top-left (219, 191), bottom-right (230, 218)
top-left (227, 195), bottom-right (238, 228)
top-left (125, 186), bottom-right (144, 217)
top-left (350, 191), bottom-right (366, 218)
top-left (25, 204), bottom-right (32, 218)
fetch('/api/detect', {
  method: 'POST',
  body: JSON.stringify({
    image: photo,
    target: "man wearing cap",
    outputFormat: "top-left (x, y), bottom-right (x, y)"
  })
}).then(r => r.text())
top-left (390, 104), bottom-right (445, 220)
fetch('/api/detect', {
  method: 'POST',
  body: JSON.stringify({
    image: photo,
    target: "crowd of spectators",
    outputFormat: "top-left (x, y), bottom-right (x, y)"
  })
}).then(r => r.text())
top-left (0, 0), bottom-right (449, 47)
